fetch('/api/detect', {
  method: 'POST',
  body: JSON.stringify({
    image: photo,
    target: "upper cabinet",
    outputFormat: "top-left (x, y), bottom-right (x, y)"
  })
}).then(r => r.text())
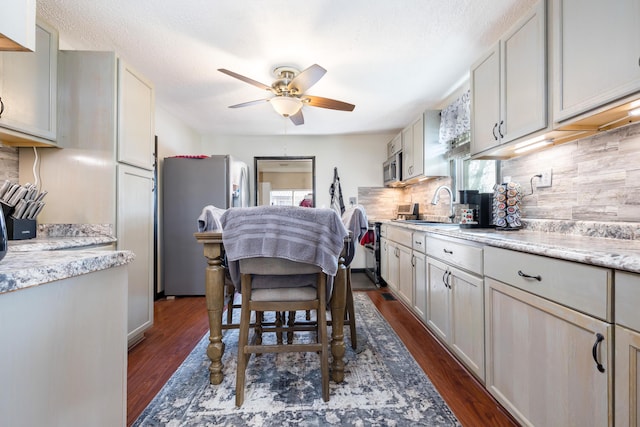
top-left (552, 0), bottom-right (640, 123)
top-left (0, 21), bottom-right (58, 146)
top-left (402, 110), bottom-right (447, 183)
top-left (117, 61), bottom-right (155, 170)
top-left (387, 132), bottom-right (401, 158)
top-left (471, 1), bottom-right (547, 156)
top-left (0, 0), bottom-right (36, 51)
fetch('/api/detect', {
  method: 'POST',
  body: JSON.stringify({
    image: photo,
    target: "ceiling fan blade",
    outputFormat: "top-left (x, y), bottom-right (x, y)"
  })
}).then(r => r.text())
top-left (228, 99), bottom-right (269, 108)
top-left (303, 95), bottom-right (355, 112)
top-left (289, 109), bottom-right (304, 126)
top-left (288, 64), bottom-right (326, 93)
top-left (218, 68), bottom-right (273, 92)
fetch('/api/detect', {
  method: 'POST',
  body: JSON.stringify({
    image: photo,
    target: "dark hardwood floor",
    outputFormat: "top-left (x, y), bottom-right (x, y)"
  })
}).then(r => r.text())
top-left (127, 283), bottom-right (519, 426)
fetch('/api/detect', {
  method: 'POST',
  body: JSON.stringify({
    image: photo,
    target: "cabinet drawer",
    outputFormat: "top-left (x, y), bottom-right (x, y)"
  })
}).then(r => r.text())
top-left (412, 231), bottom-right (426, 253)
top-left (426, 234), bottom-right (483, 275)
top-left (387, 225), bottom-right (412, 247)
top-left (615, 270), bottom-right (640, 332)
top-left (484, 246), bottom-right (612, 321)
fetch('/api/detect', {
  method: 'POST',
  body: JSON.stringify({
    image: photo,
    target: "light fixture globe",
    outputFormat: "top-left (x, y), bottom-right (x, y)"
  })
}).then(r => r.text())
top-left (270, 96), bottom-right (302, 117)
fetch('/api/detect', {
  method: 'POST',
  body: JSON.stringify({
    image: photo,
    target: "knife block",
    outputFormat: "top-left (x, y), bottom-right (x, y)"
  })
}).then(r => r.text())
top-left (6, 217), bottom-right (36, 240)
top-left (1, 201), bottom-right (36, 240)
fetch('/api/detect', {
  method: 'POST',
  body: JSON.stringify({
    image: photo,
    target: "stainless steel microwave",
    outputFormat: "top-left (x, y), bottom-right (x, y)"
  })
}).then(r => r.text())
top-left (383, 152), bottom-right (402, 186)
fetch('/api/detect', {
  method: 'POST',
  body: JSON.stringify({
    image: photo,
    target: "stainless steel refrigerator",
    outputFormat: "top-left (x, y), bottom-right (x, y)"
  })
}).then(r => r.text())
top-left (162, 155), bottom-right (249, 295)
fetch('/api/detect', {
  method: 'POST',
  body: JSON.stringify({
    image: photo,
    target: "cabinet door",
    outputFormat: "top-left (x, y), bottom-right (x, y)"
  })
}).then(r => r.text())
top-left (410, 116), bottom-right (424, 178)
top-left (553, 0), bottom-right (640, 122)
top-left (615, 325), bottom-right (640, 427)
top-left (380, 237), bottom-right (390, 284)
top-left (470, 44), bottom-right (501, 155)
top-left (0, 21), bottom-right (57, 142)
top-left (0, 0), bottom-right (36, 51)
top-left (397, 244), bottom-right (413, 305)
top-left (412, 251), bottom-right (427, 322)
top-left (485, 277), bottom-right (611, 427)
top-left (450, 266), bottom-right (484, 381)
top-left (426, 257), bottom-right (450, 342)
top-left (117, 60), bottom-right (155, 170)
top-left (387, 241), bottom-right (400, 292)
top-left (501, 0), bottom-right (547, 143)
top-left (387, 133), bottom-right (401, 157)
top-left (117, 164), bottom-right (155, 346)
top-left (401, 124), bottom-right (413, 179)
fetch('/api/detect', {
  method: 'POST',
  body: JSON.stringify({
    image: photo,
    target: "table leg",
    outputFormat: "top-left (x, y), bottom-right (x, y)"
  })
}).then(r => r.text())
top-left (197, 235), bottom-right (226, 385)
top-left (330, 258), bottom-right (347, 383)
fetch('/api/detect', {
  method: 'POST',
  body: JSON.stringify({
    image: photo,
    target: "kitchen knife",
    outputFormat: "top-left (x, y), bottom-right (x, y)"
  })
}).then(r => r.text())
top-left (34, 190), bottom-right (48, 202)
top-left (0, 180), bottom-right (11, 199)
top-left (24, 201), bottom-right (39, 219)
top-left (29, 201), bottom-right (45, 220)
top-left (2, 183), bottom-right (19, 202)
top-left (13, 199), bottom-right (29, 219)
top-left (7, 186), bottom-right (27, 206)
top-left (24, 185), bottom-right (38, 201)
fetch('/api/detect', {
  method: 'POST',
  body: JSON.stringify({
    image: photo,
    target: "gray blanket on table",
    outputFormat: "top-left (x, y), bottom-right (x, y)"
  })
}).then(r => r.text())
top-left (220, 206), bottom-right (348, 291)
top-left (342, 205), bottom-right (368, 267)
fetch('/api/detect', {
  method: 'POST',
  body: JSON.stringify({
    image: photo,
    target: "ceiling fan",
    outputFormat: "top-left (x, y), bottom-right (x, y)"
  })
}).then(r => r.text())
top-left (218, 64), bottom-right (355, 126)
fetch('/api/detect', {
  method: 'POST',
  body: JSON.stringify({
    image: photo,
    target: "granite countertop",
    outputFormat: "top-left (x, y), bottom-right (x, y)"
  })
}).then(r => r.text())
top-left (384, 219), bottom-right (640, 274)
top-left (0, 224), bottom-right (133, 295)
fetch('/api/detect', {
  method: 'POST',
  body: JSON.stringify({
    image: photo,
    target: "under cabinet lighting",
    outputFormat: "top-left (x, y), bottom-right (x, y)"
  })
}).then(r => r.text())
top-left (513, 134), bottom-right (547, 150)
top-left (514, 139), bottom-right (552, 154)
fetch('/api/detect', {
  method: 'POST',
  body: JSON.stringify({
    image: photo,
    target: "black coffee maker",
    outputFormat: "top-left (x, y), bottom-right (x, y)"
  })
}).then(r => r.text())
top-left (458, 190), bottom-right (494, 229)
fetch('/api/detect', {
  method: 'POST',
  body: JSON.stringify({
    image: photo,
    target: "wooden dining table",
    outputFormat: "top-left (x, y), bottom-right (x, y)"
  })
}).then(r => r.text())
top-left (194, 231), bottom-right (348, 385)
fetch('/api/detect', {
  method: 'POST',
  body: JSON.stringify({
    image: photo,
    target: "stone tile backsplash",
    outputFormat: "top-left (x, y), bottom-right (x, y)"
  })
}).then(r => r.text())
top-left (360, 122), bottom-right (640, 224)
top-left (502, 122), bottom-right (640, 223)
top-left (0, 146), bottom-right (18, 183)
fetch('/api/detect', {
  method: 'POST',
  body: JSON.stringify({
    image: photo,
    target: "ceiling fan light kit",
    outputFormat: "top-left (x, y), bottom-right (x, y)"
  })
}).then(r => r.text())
top-left (218, 64), bottom-right (355, 126)
top-left (269, 96), bottom-right (302, 117)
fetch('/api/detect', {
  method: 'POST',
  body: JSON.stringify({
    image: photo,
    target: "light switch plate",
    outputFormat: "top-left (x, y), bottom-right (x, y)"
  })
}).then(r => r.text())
top-left (537, 169), bottom-right (552, 188)
top-left (349, 197), bottom-right (357, 205)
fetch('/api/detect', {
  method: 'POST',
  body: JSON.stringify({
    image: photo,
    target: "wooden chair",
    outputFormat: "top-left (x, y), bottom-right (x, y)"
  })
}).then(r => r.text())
top-left (235, 257), bottom-right (330, 407)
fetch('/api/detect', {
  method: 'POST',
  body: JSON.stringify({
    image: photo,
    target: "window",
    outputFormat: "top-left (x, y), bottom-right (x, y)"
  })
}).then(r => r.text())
top-left (269, 190), bottom-right (312, 206)
top-left (452, 157), bottom-right (499, 200)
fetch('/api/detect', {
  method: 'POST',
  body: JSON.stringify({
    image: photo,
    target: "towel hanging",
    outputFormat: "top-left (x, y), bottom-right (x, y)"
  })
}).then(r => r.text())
top-left (330, 167), bottom-right (345, 215)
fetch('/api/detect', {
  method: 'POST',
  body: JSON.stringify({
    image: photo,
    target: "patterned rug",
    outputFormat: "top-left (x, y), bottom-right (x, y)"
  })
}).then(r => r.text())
top-left (133, 293), bottom-right (460, 426)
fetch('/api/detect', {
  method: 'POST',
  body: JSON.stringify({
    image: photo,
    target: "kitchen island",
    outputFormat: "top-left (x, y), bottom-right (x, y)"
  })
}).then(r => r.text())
top-left (0, 226), bottom-right (133, 427)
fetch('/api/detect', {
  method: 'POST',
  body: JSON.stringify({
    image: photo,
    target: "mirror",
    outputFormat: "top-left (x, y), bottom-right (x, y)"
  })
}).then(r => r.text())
top-left (254, 156), bottom-right (315, 207)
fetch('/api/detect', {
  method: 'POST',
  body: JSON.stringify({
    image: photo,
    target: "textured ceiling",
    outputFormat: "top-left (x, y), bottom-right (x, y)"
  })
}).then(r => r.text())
top-left (37, 0), bottom-right (537, 136)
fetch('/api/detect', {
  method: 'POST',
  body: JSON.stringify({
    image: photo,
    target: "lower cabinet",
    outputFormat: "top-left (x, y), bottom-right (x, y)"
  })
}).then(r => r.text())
top-left (117, 164), bottom-right (155, 347)
top-left (615, 270), bottom-right (640, 426)
top-left (485, 277), bottom-right (612, 427)
top-left (615, 325), bottom-right (640, 427)
top-left (426, 256), bottom-right (485, 381)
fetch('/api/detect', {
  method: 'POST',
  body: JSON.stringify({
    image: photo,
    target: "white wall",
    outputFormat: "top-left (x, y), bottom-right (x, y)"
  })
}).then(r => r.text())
top-left (201, 133), bottom-right (394, 209)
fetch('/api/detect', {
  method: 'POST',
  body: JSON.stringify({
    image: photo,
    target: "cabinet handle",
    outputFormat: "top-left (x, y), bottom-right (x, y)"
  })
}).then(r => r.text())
top-left (0, 97), bottom-right (4, 118)
top-left (518, 270), bottom-right (541, 281)
top-left (442, 270), bottom-right (451, 289)
top-left (591, 333), bottom-right (605, 373)
top-left (411, 255), bottom-right (415, 267)
top-left (443, 248), bottom-right (453, 255)
top-left (498, 120), bottom-right (504, 138)
top-left (492, 123), bottom-right (498, 140)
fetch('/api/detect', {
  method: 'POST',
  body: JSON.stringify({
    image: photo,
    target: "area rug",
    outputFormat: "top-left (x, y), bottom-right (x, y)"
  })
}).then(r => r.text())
top-left (133, 293), bottom-right (460, 426)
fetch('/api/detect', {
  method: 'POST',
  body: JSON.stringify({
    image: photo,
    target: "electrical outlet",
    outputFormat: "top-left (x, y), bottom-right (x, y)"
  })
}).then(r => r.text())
top-left (349, 197), bottom-right (357, 206)
top-left (537, 169), bottom-right (552, 188)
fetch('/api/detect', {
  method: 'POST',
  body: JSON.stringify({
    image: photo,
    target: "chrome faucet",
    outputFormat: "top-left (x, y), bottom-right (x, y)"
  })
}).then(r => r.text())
top-left (431, 185), bottom-right (456, 222)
